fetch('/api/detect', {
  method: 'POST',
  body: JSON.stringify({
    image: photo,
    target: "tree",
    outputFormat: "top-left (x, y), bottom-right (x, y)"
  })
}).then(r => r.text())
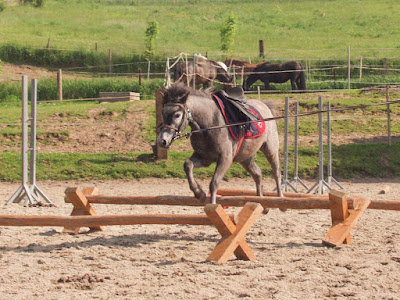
top-left (220, 13), bottom-right (237, 54)
top-left (144, 20), bottom-right (159, 60)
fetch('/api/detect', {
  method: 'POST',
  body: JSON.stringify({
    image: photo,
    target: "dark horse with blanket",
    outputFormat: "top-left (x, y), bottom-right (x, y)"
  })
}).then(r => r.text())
top-left (243, 61), bottom-right (306, 91)
top-left (174, 57), bottom-right (232, 89)
top-left (157, 83), bottom-right (283, 205)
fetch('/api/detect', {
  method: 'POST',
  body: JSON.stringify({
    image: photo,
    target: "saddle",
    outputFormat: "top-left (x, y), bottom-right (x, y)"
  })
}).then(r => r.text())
top-left (212, 87), bottom-right (265, 140)
top-left (213, 87), bottom-right (260, 124)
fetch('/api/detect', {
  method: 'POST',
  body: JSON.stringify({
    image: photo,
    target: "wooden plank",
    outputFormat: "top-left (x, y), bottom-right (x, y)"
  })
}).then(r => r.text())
top-left (0, 214), bottom-right (216, 227)
top-left (99, 92), bottom-right (140, 103)
top-left (323, 196), bottom-right (371, 247)
top-left (206, 202), bottom-right (263, 264)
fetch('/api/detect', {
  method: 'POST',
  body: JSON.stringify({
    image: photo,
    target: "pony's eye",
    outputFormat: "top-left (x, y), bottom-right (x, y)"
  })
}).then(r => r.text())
top-left (174, 112), bottom-right (182, 119)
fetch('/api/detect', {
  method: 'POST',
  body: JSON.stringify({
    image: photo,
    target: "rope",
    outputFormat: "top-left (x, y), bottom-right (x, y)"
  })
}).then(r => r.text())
top-left (177, 99), bottom-right (400, 140)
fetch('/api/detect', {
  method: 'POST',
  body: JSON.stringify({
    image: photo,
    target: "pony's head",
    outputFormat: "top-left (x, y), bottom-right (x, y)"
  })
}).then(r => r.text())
top-left (157, 83), bottom-right (192, 148)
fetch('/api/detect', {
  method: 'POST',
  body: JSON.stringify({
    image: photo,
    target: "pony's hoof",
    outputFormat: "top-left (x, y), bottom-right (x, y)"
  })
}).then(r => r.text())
top-left (262, 208), bottom-right (270, 215)
top-left (195, 190), bottom-right (207, 202)
top-left (279, 208), bottom-right (287, 212)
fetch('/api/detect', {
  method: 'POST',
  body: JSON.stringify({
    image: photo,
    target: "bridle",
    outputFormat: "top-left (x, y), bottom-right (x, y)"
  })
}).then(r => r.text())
top-left (161, 102), bottom-right (194, 142)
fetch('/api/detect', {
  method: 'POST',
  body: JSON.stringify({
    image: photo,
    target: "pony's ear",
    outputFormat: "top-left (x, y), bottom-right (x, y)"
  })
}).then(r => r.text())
top-left (178, 91), bottom-right (190, 104)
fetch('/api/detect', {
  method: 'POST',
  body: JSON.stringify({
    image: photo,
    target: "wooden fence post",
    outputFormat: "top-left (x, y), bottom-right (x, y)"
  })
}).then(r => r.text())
top-left (108, 49), bottom-right (112, 74)
top-left (57, 69), bottom-right (63, 101)
top-left (259, 40), bottom-right (264, 58)
top-left (347, 46), bottom-right (351, 90)
top-left (386, 86), bottom-right (392, 146)
top-left (155, 89), bottom-right (168, 159)
top-left (139, 68), bottom-right (142, 86)
top-left (147, 60), bottom-right (151, 80)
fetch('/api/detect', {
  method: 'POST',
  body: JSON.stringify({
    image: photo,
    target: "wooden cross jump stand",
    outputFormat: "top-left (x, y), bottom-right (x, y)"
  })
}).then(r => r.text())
top-left (323, 189), bottom-right (370, 247)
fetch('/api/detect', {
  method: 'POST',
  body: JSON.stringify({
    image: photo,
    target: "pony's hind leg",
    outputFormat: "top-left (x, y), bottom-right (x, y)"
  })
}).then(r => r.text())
top-left (240, 157), bottom-right (263, 196)
top-left (260, 142), bottom-right (283, 198)
top-left (240, 157), bottom-right (270, 214)
top-left (184, 153), bottom-right (210, 202)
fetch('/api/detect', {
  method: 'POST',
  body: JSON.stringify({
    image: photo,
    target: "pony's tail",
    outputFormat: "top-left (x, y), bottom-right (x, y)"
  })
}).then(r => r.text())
top-left (299, 65), bottom-right (306, 90)
top-left (262, 100), bottom-right (277, 116)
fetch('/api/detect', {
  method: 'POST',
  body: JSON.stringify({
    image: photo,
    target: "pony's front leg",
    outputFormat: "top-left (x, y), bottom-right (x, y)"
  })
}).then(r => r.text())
top-left (209, 155), bottom-right (232, 204)
top-left (184, 153), bottom-right (210, 202)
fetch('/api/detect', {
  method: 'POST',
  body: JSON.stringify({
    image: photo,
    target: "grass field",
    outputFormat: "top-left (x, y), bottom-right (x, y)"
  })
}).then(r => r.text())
top-left (1, 0), bottom-right (400, 182)
top-left (1, 0), bottom-right (400, 60)
top-left (0, 89), bottom-right (399, 181)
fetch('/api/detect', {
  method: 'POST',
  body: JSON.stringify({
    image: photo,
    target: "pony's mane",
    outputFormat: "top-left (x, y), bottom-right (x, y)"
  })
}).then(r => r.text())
top-left (163, 83), bottom-right (212, 105)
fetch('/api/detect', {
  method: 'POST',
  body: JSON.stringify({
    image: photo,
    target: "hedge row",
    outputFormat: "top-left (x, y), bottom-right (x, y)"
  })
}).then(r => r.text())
top-left (0, 77), bottom-right (165, 102)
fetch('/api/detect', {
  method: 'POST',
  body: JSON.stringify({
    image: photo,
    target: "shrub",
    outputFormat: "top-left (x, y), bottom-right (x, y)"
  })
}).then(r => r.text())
top-left (20, 0), bottom-right (44, 7)
top-left (0, 2), bottom-right (5, 12)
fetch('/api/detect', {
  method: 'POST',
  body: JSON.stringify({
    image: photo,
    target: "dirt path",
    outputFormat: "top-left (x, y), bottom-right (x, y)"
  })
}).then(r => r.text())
top-left (0, 177), bottom-right (399, 299)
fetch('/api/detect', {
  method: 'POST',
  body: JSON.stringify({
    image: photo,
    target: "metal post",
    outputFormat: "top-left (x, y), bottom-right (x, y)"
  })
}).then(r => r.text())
top-left (257, 86), bottom-right (261, 100)
top-left (325, 101), bottom-right (343, 189)
top-left (307, 96), bottom-right (330, 194)
top-left (7, 76), bottom-right (53, 205)
top-left (281, 97), bottom-right (297, 193)
top-left (29, 79), bottom-right (53, 204)
top-left (289, 101), bottom-right (308, 191)
top-left (7, 76), bottom-right (35, 205)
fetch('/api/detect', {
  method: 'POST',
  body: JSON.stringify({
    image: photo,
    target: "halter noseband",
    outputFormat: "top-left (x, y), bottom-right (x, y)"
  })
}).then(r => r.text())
top-left (162, 102), bottom-right (193, 141)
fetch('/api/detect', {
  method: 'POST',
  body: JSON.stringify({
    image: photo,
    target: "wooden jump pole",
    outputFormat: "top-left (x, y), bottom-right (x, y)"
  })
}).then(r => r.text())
top-left (217, 188), bottom-right (400, 211)
top-left (0, 214), bottom-right (216, 227)
top-left (68, 189), bottom-right (400, 212)
top-left (218, 188), bottom-right (329, 198)
top-left (78, 194), bottom-right (356, 210)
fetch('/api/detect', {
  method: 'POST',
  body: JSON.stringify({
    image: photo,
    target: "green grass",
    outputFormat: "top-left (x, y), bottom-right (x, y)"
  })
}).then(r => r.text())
top-left (0, 90), bottom-right (399, 143)
top-left (2, 142), bottom-right (400, 182)
top-left (1, 0), bottom-right (400, 60)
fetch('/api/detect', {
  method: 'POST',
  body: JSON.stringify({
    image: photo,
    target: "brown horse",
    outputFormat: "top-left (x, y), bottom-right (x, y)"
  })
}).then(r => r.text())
top-left (243, 61), bottom-right (306, 91)
top-left (224, 57), bottom-right (263, 76)
top-left (157, 83), bottom-right (283, 204)
top-left (174, 57), bottom-right (232, 89)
